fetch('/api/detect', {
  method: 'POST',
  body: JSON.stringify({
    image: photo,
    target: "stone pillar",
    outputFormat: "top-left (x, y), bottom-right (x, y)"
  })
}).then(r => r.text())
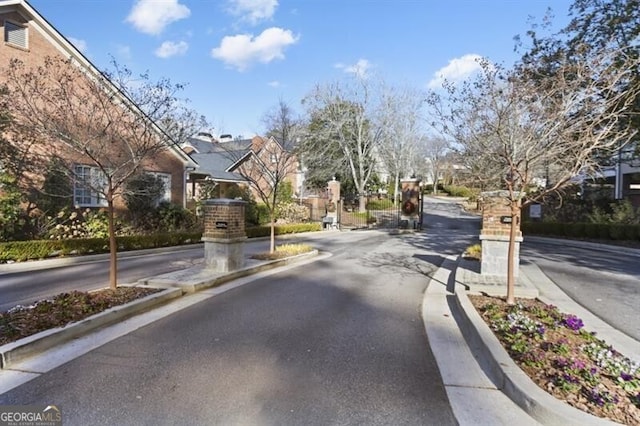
top-left (400, 179), bottom-right (421, 229)
top-left (325, 178), bottom-right (340, 228)
top-left (479, 191), bottom-right (522, 277)
top-left (202, 198), bottom-right (247, 272)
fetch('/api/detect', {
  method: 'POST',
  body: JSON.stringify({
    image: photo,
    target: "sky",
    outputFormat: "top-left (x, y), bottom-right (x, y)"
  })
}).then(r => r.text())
top-left (28, 0), bottom-right (575, 139)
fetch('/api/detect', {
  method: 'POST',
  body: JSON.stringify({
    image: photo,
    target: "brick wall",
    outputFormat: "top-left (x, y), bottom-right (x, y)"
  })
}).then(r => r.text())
top-left (202, 200), bottom-right (246, 240)
top-left (0, 6), bottom-right (186, 210)
top-left (480, 195), bottom-right (522, 238)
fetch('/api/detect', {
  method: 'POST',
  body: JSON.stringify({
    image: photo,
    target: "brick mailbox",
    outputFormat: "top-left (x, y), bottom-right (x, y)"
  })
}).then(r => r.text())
top-left (479, 191), bottom-right (522, 276)
top-left (202, 198), bottom-right (247, 272)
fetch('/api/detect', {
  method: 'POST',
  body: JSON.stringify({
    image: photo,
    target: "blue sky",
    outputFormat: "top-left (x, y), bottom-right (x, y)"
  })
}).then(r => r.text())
top-left (29, 0), bottom-right (574, 138)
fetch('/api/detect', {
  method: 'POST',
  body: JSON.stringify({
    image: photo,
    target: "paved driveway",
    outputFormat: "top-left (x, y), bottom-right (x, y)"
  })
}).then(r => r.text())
top-left (0, 230), bottom-right (457, 426)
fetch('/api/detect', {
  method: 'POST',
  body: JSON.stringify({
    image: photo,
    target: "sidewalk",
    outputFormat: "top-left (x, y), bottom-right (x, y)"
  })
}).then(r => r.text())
top-left (424, 254), bottom-right (640, 426)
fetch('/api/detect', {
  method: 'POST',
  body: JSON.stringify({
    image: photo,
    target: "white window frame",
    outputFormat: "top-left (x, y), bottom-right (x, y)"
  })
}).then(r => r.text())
top-left (74, 165), bottom-right (108, 207)
top-left (4, 20), bottom-right (28, 49)
top-left (148, 171), bottom-right (172, 204)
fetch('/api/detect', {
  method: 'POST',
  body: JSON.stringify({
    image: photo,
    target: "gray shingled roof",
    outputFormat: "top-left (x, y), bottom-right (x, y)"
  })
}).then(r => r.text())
top-left (186, 137), bottom-right (253, 182)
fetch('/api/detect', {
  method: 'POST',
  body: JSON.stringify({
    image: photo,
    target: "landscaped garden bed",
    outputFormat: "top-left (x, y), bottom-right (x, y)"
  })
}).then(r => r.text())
top-left (469, 294), bottom-right (639, 425)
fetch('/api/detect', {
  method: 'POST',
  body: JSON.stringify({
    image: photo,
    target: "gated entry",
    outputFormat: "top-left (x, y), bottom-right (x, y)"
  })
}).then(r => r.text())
top-left (336, 190), bottom-right (423, 230)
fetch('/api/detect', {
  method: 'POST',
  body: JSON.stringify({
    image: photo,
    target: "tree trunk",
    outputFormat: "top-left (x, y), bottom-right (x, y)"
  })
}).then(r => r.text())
top-left (506, 199), bottom-right (520, 304)
top-left (107, 196), bottom-right (118, 290)
top-left (269, 210), bottom-right (276, 253)
top-left (394, 172), bottom-right (400, 205)
top-left (358, 194), bottom-right (366, 213)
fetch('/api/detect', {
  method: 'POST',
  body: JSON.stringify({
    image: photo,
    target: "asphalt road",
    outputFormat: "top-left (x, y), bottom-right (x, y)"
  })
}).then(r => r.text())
top-left (0, 247), bottom-right (211, 312)
top-left (0, 229), bottom-right (459, 425)
top-left (521, 240), bottom-right (640, 341)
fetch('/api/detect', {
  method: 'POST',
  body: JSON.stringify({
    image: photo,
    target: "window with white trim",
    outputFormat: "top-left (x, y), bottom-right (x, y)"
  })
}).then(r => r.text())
top-left (4, 21), bottom-right (27, 49)
top-left (148, 171), bottom-right (172, 203)
top-left (74, 165), bottom-right (108, 207)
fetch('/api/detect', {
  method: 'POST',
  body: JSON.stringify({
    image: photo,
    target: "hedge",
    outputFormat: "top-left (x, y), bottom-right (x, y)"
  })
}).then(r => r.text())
top-left (245, 223), bottom-right (322, 238)
top-left (0, 225), bottom-right (322, 263)
top-left (521, 221), bottom-right (640, 242)
top-left (0, 232), bottom-right (202, 263)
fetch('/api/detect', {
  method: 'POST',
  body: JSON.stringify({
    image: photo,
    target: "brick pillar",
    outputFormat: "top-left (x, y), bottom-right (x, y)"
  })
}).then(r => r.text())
top-left (479, 191), bottom-right (522, 276)
top-left (400, 179), bottom-right (421, 229)
top-left (202, 198), bottom-right (247, 272)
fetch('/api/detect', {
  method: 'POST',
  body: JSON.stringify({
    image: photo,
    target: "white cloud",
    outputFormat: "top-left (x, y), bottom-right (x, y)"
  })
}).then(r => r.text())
top-left (268, 80), bottom-right (281, 87)
top-left (335, 59), bottom-right (372, 78)
top-left (67, 37), bottom-right (87, 53)
top-left (126, 0), bottom-right (190, 35)
top-left (427, 54), bottom-right (483, 88)
top-left (227, 0), bottom-right (278, 25)
top-left (155, 41), bottom-right (189, 58)
top-left (211, 27), bottom-right (298, 71)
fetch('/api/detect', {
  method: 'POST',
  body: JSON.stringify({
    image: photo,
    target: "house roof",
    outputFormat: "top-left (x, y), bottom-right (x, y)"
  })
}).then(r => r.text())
top-left (0, 0), bottom-right (197, 169)
top-left (184, 136), bottom-right (255, 183)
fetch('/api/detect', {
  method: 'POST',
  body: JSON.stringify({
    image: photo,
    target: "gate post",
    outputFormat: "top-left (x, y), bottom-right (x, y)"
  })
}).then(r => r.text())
top-left (202, 198), bottom-right (247, 272)
top-left (400, 178), bottom-right (421, 229)
top-left (324, 178), bottom-right (340, 229)
top-left (479, 191), bottom-right (522, 276)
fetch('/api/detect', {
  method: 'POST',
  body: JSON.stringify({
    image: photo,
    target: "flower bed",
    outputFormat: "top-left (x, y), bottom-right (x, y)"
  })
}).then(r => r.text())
top-left (469, 294), bottom-right (639, 425)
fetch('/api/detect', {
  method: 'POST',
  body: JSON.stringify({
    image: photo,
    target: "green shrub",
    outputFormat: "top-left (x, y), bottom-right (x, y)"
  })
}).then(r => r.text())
top-left (0, 232), bottom-right (202, 263)
top-left (246, 223), bottom-right (321, 238)
top-left (564, 223), bottom-right (585, 238)
top-left (255, 204), bottom-right (271, 225)
top-left (523, 221), bottom-right (640, 243)
top-left (123, 174), bottom-right (166, 220)
top-left (443, 185), bottom-right (477, 199)
top-left (366, 199), bottom-right (394, 210)
top-left (0, 172), bottom-right (23, 241)
top-left (608, 224), bottom-right (628, 241)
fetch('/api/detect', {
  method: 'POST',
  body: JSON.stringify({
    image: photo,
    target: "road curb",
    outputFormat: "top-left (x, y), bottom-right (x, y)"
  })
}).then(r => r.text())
top-left (0, 287), bottom-right (183, 370)
top-left (453, 288), bottom-right (621, 426)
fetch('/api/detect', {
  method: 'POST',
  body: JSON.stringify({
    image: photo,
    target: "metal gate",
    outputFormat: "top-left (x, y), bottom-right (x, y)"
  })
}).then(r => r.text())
top-left (336, 194), bottom-right (415, 230)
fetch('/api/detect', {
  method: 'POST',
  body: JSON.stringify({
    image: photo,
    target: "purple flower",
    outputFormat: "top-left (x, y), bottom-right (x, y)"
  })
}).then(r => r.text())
top-left (563, 314), bottom-right (584, 331)
top-left (620, 372), bottom-right (634, 382)
top-left (572, 359), bottom-right (586, 370)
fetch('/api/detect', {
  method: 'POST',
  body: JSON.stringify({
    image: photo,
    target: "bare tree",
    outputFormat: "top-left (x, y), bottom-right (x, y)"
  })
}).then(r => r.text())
top-left (428, 49), bottom-right (639, 304)
top-left (230, 100), bottom-right (301, 253)
top-left (377, 84), bottom-right (425, 204)
top-left (420, 136), bottom-right (450, 194)
top-left (2, 56), bottom-right (190, 289)
top-left (302, 77), bottom-right (384, 212)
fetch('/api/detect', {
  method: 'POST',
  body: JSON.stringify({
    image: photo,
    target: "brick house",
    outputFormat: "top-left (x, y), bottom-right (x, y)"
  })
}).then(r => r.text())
top-left (0, 0), bottom-right (197, 211)
top-left (183, 133), bottom-right (302, 206)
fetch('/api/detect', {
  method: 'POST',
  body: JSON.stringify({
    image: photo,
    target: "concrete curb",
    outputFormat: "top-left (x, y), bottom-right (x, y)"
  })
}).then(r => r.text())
top-left (0, 287), bottom-right (183, 370)
top-left (0, 249), bottom-right (321, 371)
top-left (453, 288), bottom-right (622, 426)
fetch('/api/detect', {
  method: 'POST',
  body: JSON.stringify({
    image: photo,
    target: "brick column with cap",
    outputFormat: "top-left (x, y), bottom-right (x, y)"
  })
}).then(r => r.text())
top-left (400, 178), bottom-right (421, 229)
top-left (479, 191), bottom-right (522, 276)
top-left (202, 198), bottom-right (247, 272)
